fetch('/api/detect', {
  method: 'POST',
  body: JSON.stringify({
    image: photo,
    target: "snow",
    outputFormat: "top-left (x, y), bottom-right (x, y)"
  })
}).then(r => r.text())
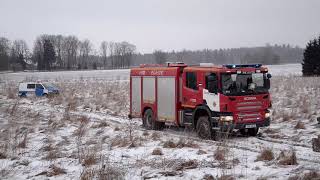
top-left (0, 63), bottom-right (320, 180)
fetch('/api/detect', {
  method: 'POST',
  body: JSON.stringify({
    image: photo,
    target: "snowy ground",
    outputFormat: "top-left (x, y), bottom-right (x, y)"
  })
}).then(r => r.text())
top-left (0, 64), bottom-right (320, 180)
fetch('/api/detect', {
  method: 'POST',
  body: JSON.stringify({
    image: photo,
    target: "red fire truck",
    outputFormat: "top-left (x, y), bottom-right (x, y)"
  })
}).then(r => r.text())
top-left (129, 63), bottom-right (272, 139)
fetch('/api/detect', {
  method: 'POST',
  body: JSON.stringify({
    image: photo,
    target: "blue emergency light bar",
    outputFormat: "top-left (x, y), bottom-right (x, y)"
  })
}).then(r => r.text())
top-left (223, 64), bottom-right (262, 69)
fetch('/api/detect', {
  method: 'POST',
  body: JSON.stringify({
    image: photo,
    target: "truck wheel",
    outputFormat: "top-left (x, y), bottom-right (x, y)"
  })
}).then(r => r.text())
top-left (248, 127), bottom-right (259, 136)
top-left (196, 116), bottom-right (212, 139)
top-left (143, 109), bottom-right (163, 130)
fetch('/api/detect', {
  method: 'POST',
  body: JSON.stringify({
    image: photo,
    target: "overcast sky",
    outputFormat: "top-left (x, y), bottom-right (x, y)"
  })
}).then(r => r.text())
top-left (1, 0), bottom-right (320, 53)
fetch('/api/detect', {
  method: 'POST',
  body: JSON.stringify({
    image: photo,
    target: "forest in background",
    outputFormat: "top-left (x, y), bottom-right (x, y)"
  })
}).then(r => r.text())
top-left (0, 34), bottom-right (303, 71)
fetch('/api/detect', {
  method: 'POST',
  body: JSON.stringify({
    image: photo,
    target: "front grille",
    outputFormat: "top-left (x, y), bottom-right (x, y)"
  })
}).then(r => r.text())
top-left (235, 101), bottom-right (263, 122)
top-left (236, 101), bottom-right (262, 111)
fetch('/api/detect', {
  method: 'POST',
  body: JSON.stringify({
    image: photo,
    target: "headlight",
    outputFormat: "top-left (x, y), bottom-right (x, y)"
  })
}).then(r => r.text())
top-left (220, 116), bottom-right (233, 122)
top-left (265, 112), bottom-right (270, 118)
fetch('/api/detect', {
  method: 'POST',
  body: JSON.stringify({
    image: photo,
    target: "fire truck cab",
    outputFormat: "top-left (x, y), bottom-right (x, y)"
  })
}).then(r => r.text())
top-left (129, 63), bottom-right (272, 140)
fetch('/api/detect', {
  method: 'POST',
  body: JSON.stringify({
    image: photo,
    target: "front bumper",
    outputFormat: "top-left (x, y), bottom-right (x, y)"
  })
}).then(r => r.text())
top-left (211, 117), bottom-right (270, 130)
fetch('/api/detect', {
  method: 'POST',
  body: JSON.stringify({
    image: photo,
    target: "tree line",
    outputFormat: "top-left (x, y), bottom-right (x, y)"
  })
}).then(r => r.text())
top-left (148, 44), bottom-right (303, 66)
top-left (0, 35), bottom-right (136, 71)
top-left (0, 34), bottom-right (304, 71)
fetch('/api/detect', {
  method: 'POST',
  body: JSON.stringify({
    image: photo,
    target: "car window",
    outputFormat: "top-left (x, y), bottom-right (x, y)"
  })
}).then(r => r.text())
top-left (27, 84), bottom-right (35, 89)
top-left (36, 84), bottom-right (44, 89)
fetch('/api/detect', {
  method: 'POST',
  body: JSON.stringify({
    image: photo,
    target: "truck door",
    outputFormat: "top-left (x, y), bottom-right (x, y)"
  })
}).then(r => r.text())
top-left (182, 71), bottom-right (202, 108)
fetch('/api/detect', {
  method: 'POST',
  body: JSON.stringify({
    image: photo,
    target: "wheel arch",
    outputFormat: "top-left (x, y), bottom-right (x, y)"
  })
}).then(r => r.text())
top-left (192, 105), bottom-right (212, 129)
top-left (142, 106), bottom-right (153, 117)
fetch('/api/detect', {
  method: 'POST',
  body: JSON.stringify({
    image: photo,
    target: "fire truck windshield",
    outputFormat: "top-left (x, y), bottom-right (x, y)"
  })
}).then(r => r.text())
top-left (221, 73), bottom-right (269, 95)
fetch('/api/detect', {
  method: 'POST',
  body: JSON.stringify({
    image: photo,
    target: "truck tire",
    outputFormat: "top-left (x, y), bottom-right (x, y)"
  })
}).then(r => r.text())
top-left (143, 109), bottom-right (163, 130)
top-left (196, 116), bottom-right (212, 139)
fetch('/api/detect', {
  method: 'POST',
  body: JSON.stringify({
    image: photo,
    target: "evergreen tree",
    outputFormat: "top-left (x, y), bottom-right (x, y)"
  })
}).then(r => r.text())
top-left (43, 40), bottom-right (55, 70)
top-left (302, 36), bottom-right (320, 76)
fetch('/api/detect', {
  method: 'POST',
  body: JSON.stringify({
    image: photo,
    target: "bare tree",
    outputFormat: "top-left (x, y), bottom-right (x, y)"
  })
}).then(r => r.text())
top-left (78, 39), bottom-right (92, 69)
top-left (0, 37), bottom-right (11, 70)
top-left (54, 35), bottom-right (64, 68)
top-left (108, 42), bottom-right (116, 68)
top-left (153, 50), bottom-right (167, 64)
top-left (62, 36), bottom-right (79, 69)
top-left (111, 42), bottom-right (135, 69)
top-left (100, 41), bottom-right (108, 69)
top-left (11, 40), bottom-right (30, 70)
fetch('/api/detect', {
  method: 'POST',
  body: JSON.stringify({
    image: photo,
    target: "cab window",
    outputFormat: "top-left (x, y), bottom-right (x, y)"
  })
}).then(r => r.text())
top-left (186, 72), bottom-right (197, 90)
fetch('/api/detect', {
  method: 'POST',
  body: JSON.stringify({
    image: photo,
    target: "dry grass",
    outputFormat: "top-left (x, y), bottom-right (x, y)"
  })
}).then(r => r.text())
top-left (36, 164), bottom-right (67, 177)
top-left (0, 151), bottom-right (7, 159)
top-left (80, 168), bottom-right (95, 180)
top-left (175, 159), bottom-right (198, 171)
top-left (256, 148), bottom-right (274, 161)
top-left (197, 149), bottom-right (207, 155)
top-left (81, 157), bottom-right (126, 180)
top-left (151, 148), bottom-right (163, 155)
top-left (163, 139), bottom-right (177, 148)
top-left (45, 150), bottom-right (60, 160)
top-left (151, 132), bottom-right (160, 140)
top-left (263, 128), bottom-right (279, 134)
top-left (17, 132), bottom-right (28, 148)
top-left (82, 152), bottom-right (97, 167)
top-left (282, 113), bottom-right (292, 122)
top-left (203, 174), bottom-right (215, 180)
top-left (47, 164), bottom-right (67, 177)
top-left (302, 170), bottom-right (320, 180)
top-left (6, 86), bottom-right (16, 99)
top-left (110, 136), bottom-right (130, 148)
top-left (142, 131), bottom-right (149, 136)
top-left (214, 147), bottom-right (228, 161)
top-left (91, 121), bottom-right (109, 129)
top-left (277, 150), bottom-right (298, 165)
top-left (217, 175), bottom-right (235, 180)
top-left (73, 116), bottom-right (89, 137)
top-left (98, 165), bottom-right (126, 180)
top-left (295, 121), bottom-right (306, 129)
top-left (312, 135), bottom-right (320, 152)
top-left (176, 138), bottom-right (199, 148)
top-left (162, 138), bottom-right (199, 149)
top-left (42, 143), bottom-right (60, 160)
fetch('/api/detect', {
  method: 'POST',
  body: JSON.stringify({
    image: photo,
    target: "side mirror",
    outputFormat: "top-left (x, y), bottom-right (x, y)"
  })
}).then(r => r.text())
top-left (265, 79), bottom-right (270, 89)
top-left (267, 73), bottom-right (272, 79)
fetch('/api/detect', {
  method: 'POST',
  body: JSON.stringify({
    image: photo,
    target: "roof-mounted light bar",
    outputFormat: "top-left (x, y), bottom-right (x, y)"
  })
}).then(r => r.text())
top-left (223, 64), bottom-right (262, 69)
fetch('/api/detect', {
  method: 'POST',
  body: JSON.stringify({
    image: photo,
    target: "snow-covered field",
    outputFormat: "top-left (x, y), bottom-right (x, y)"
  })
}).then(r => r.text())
top-left (0, 64), bottom-right (320, 180)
